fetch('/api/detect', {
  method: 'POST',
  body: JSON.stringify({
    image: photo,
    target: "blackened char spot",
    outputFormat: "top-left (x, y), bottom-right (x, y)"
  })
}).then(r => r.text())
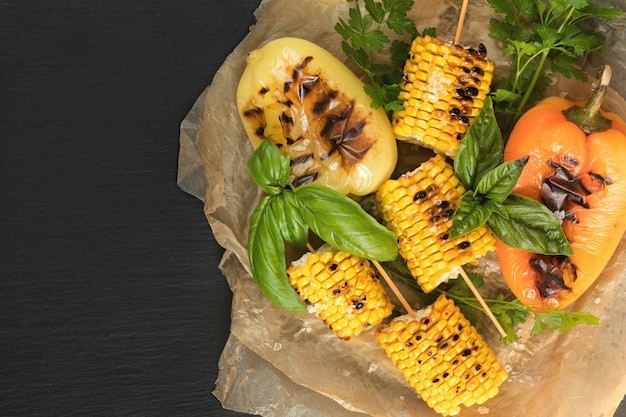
top-left (299, 74), bottom-right (320, 99)
top-left (243, 106), bottom-right (264, 118)
top-left (321, 104), bottom-right (353, 138)
top-left (293, 172), bottom-right (319, 187)
top-left (542, 161), bottom-right (591, 211)
top-left (279, 111), bottom-right (294, 125)
top-left (529, 254), bottom-right (576, 298)
top-left (313, 94), bottom-right (331, 114)
top-left (290, 153), bottom-right (314, 166)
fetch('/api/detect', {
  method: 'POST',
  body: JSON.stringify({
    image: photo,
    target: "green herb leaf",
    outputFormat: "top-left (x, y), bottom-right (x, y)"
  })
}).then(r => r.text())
top-left (295, 183), bottom-right (398, 261)
top-left (270, 191), bottom-right (309, 248)
top-left (335, 0), bottom-right (426, 109)
top-left (248, 196), bottom-right (306, 312)
top-left (487, 0), bottom-right (623, 137)
top-left (531, 310), bottom-right (599, 336)
top-left (364, 82), bottom-right (403, 111)
top-left (247, 138), bottom-right (290, 195)
top-left (486, 194), bottom-right (573, 255)
top-left (454, 97), bottom-right (504, 190)
top-left (475, 156), bottom-right (529, 202)
top-left (449, 193), bottom-right (493, 239)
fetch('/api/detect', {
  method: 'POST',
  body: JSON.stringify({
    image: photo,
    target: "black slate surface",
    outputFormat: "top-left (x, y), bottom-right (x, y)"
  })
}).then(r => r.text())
top-left (1, 1), bottom-right (624, 416)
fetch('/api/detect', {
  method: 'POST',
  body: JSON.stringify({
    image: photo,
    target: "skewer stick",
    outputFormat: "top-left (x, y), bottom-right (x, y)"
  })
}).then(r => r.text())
top-left (372, 260), bottom-right (416, 318)
top-left (458, 267), bottom-right (507, 338)
top-left (454, 0), bottom-right (470, 45)
top-left (305, 243), bottom-right (416, 318)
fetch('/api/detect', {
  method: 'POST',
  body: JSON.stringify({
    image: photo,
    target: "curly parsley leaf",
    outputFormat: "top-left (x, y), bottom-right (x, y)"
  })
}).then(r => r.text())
top-left (335, 0), bottom-right (428, 110)
top-left (487, 0), bottom-right (624, 137)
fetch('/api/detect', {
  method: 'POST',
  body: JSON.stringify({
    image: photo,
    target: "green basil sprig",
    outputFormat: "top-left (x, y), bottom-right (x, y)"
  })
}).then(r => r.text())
top-left (247, 139), bottom-right (398, 312)
top-left (450, 96), bottom-right (573, 256)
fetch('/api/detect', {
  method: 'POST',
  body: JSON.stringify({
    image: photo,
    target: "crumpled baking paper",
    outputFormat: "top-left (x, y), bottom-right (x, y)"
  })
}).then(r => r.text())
top-left (177, 0), bottom-right (626, 415)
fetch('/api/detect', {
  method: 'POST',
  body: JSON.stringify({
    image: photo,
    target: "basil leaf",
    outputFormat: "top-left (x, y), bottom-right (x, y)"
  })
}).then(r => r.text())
top-left (450, 193), bottom-right (493, 239)
top-left (247, 138), bottom-right (290, 195)
top-left (486, 194), bottom-right (573, 256)
top-left (475, 156), bottom-right (529, 202)
top-left (295, 184), bottom-right (398, 261)
top-left (248, 196), bottom-right (306, 312)
top-left (271, 191), bottom-right (309, 248)
top-left (454, 96), bottom-right (504, 190)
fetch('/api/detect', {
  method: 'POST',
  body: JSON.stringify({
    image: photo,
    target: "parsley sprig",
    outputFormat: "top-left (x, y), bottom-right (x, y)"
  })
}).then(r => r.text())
top-left (335, 0), bottom-right (434, 111)
top-left (487, 0), bottom-right (623, 137)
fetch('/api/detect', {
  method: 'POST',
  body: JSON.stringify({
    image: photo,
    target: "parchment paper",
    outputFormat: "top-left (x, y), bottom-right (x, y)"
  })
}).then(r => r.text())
top-left (177, 0), bottom-right (626, 415)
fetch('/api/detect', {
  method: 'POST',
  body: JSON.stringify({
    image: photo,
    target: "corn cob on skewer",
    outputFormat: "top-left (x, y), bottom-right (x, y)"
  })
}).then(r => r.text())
top-left (376, 154), bottom-right (496, 293)
top-left (287, 248), bottom-right (394, 340)
top-left (376, 294), bottom-right (508, 416)
top-left (393, 35), bottom-right (495, 157)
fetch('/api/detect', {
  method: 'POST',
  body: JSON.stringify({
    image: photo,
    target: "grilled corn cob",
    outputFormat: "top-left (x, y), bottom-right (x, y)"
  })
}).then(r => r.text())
top-left (376, 154), bottom-right (496, 293)
top-left (287, 248), bottom-right (394, 339)
top-left (392, 35), bottom-right (495, 157)
top-left (376, 294), bottom-right (508, 416)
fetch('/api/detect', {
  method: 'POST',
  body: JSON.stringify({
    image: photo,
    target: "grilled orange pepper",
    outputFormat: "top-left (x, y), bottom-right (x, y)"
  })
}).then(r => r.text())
top-left (496, 66), bottom-right (626, 310)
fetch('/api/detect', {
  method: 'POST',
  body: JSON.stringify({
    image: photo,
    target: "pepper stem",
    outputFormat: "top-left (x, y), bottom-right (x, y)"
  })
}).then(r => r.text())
top-left (562, 65), bottom-right (613, 134)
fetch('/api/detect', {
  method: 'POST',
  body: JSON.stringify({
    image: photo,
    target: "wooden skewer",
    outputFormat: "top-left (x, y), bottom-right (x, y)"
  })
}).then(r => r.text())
top-left (372, 260), bottom-right (416, 318)
top-left (305, 243), bottom-right (416, 318)
top-left (454, 0), bottom-right (470, 45)
top-left (458, 267), bottom-right (507, 338)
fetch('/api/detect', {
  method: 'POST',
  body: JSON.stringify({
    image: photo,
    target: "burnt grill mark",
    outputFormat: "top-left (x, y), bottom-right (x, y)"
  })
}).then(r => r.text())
top-left (457, 241), bottom-right (471, 250)
top-left (414, 191), bottom-right (427, 201)
top-left (243, 106), bottom-right (264, 118)
top-left (255, 126), bottom-right (265, 137)
top-left (529, 254), bottom-right (576, 298)
top-left (279, 111), bottom-right (294, 126)
top-left (543, 161), bottom-right (591, 211)
top-left (436, 200), bottom-right (450, 209)
top-left (290, 153), bottom-right (314, 166)
top-left (292, 172), bottom-right (319, 187)
top-left (313, 95), bottom-right (331, 114)
top-left (465, 86), bottom-right (479, 96)
top-left (442, 209), bottom-right (454, 218)
top-left (471, 67), bottom-right (484, 76)
top-left (320, 104), bottom-right (354, 138)
top-left (300, 75), bottom-right (320, 99)
top-left (589, 172), bottom-right (613, 185)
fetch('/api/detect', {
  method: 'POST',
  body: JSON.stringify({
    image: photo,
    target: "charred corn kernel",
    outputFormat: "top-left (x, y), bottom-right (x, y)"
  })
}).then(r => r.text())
top-left (376, 294), bottom-right (507, 417)
top-left (393, 35), bottom-right (495, 158)
top-left (376, 155), bottom-right (496, 293)
top-left (287, 248), bottom-right (393, 340)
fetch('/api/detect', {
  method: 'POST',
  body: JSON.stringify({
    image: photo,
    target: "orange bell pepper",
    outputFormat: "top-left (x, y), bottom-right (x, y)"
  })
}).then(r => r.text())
top-left (496, 65), bottom-right (626, 309)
